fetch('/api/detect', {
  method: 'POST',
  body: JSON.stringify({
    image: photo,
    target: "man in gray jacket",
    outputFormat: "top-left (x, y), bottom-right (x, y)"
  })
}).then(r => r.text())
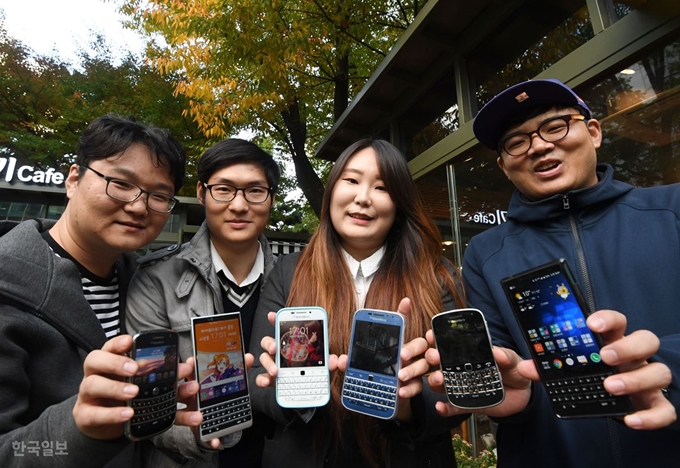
top-left (127, 138), bottom-right (280, 467)
top-left (0, 115), bottom-right (197, 467)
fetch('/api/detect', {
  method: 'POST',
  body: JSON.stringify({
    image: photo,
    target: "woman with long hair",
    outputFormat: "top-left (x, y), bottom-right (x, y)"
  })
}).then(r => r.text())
top-left (248, 139), bottom-right (467, 468)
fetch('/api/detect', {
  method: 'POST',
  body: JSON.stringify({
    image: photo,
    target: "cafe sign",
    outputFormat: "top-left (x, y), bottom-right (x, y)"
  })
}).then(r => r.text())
top-left (0, 157), bottom-right (65, 186)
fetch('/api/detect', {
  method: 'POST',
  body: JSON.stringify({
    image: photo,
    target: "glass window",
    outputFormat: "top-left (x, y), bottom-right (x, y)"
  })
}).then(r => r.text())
top-left (162, 213), bottom-right (181, 233)
top-left (469, 0), bottom-right (593, 113)
top-left (0, 202), bottom-right (9, 220)
top-left (7, 203), bottom-right (28, 221)
top-left (579, 37), bottom-right (680, 187)
top-left (24, 204), bottom-right (44, 219)
top-left (46, 205), bottom-right (65, 220)
top-left (415, 166), bottom-right (458, 265)
top-left (404, 68), bottom-right (459, 160)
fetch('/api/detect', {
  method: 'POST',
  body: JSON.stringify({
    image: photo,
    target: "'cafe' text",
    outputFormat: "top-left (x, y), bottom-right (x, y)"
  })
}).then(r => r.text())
top-left (0, 157), bottom-right (65, 187)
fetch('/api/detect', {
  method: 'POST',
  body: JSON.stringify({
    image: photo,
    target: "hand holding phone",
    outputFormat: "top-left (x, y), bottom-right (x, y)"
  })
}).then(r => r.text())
top-left (431, 308), bottom-right (504, 409)
top-left (275, 307), bottom-right (330, 408)
top-left (501, 259), bottom-right (634, 418)
top-left (124, 329), bottom-right (179, 441)
top-left (191, 313), bottom-right (252, 441)
top-left (341, 309), bottom-right (405, 420)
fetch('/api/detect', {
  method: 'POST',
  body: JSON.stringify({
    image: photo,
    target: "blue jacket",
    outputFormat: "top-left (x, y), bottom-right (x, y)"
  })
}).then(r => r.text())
top-left (463, 165), bottom-right (680, 468)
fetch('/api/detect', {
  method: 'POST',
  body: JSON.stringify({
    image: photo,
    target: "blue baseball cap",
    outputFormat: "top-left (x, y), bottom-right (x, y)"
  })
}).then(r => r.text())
top-left (473, 79), bottom-right (592, 151)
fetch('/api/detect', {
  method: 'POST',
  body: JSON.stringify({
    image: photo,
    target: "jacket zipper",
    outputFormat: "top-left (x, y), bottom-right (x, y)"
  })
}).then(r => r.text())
top-left (563, 193), bottom-right (622, 468)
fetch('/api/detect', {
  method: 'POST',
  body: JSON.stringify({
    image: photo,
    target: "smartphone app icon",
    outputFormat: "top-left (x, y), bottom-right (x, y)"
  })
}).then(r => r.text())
top-left (552, 359), bottom-right (563, 369)
top-left (533, 343), bottom-right (545, 353)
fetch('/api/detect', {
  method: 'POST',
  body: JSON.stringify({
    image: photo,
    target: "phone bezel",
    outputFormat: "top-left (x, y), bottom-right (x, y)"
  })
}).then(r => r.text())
top-left (341, 308), bottom-right (405, 420)
top-left (431, 308), bottom-right (505, 409)
top-left (275, 306), bottom-right (330, 408)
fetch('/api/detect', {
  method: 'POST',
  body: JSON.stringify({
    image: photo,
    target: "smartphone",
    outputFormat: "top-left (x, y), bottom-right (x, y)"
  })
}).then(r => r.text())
top-left (501, 259), bottom-right (634, 418)
top-left (431, 308), bottom-right (505, 409)
top-left (341, 309), bottom-right (405, 420)
top-left (124, 329), bottom-right (179, 441)
top-left (275, 307), bottom-right (330, 408)
top-left (191, 312), bottom-right (252, 441)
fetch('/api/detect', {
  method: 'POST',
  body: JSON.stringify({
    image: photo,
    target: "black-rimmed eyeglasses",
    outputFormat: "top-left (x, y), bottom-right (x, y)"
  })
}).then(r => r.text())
top-left (203, 183), bottom-right (273, 204)
top-left (80, 165), bottom-right (177, 213)
top-left (499, 114), bottom-right (587, 157)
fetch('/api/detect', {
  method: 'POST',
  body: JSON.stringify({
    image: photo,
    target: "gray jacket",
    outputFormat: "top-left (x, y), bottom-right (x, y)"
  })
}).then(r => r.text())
top-left (0, 219), bottom-right (137, 468)
top-left (126, 221), bottom-right (276, 466)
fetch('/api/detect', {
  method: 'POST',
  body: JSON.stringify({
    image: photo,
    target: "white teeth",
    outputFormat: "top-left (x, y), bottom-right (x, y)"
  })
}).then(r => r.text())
top-left (536, 162), bottom-right (559, 172)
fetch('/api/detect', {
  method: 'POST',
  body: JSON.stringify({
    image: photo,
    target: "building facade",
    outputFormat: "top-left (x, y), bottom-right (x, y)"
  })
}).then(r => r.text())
top-left (0, 157), bottom-right (305, 255)
top-left (315, 0), bottom-right (680, 457)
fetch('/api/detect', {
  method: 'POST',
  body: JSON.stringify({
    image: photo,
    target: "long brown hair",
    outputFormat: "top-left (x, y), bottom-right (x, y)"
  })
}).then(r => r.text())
top-left (287, 139), bottom-right (464, 466)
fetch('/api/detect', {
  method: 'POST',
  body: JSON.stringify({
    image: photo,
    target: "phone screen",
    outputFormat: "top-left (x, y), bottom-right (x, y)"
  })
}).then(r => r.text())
top-left (133, 344), bottom-right (178, 387)
top-left (502, 260), bottom-right (609, 378)
top-left (193, 315), bottom-right (248, 406)
top-left (348, 319), bottom-right (401, 377)
top-left (278, 319), bottom-right (326, 368)
top-left (433, 310), bottom-right (495, 370)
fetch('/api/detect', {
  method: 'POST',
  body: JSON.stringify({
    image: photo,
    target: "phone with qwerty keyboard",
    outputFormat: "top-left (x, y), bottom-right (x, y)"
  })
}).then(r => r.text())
top-left (276, 307), bottom-right (330, 408)
top-left (501, 259), bottom-right (633, 418)
top-left (125, 329), bottom-right (178, 441)
top-left (342, 309), bottom-right (404, 420)
top-left (431, 309), bottom-right (504, 409)
top-left (191, 313), bottom-right (252, 441)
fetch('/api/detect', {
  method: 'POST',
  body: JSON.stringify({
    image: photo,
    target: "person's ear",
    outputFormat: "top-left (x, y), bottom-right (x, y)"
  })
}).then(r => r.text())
top-left (65, 164), bottom-right (81, 199)
top-left (586, 118), bottom-right (602, 150)
top-left (497, 156), bottom-right (510, 179)
top-left (196, 181), bottom-right (205, 206)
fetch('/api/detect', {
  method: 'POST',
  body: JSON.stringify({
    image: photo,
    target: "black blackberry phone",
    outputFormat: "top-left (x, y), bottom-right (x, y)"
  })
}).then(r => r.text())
top-left (124, 329), bottom-right (178, 441)
top-left (501, 259), bottom-right (633, 418)
top-left (431, 308), bottom-right (504, 409)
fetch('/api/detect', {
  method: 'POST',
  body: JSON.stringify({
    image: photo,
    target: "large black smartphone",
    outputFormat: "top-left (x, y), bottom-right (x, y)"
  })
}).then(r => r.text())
top-left (124, 329), bottom-right (179, 441)
top-left (501, 259), bottom-right (634, 418)
top-left (191, 312), bottom-right (252, 441)
top-left (431, 308), bottom-right (504, 409)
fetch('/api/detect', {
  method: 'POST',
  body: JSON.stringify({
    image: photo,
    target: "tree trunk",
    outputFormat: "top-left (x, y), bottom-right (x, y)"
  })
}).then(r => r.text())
top-left (281, 99), bottom-right (325, 217)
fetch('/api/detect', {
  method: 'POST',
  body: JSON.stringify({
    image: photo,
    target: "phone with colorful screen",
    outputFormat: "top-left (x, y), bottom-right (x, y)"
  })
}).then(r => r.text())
top-left (191, 312), bottom-right (252, 441)
top-left (275, 306), bottom-right (330, 408)
top-left (501, 259), bottom-right (633, 418)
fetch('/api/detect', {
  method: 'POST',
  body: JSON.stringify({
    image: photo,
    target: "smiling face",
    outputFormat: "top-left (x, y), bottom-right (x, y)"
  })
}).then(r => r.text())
top-left (497, 107), bottom-right (602, 201)
top-left (61, 143), bottom-right (174, 261)
top-left (329, 147), bottom-right (397, 261)
top-left (198, 162), bottom-right (273, 250)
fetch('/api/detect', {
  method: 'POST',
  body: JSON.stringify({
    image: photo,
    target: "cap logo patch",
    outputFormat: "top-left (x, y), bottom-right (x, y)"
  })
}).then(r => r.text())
top-left (515, 92), bottom-right (529, 103)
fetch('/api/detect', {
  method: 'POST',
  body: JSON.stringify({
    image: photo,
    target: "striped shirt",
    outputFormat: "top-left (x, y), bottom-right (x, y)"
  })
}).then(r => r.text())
top-left (41, 231), bottom-right (121, 338)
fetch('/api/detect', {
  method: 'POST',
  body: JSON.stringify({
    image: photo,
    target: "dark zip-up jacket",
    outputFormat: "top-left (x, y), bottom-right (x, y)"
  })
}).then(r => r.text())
top-left (0, 219), bottom-right (137, 467)
top-left (463, 164), bottom-right (680, 467)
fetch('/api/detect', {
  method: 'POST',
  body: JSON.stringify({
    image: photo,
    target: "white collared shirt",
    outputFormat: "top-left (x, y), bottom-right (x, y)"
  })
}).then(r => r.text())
top-left (341, 245), bottom-right (386, 308)
top-left (210, 241), bottom-right (264, 287)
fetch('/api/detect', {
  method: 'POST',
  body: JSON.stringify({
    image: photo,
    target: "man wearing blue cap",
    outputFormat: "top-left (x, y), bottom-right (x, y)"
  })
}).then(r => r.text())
top-left (425, 79), bottom-right (678, 466)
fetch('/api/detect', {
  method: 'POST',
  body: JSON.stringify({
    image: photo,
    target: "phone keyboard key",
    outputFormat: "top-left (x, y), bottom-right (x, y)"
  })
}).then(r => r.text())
top-left (201, 395), bottom-right (252, 436)
top-left (443, 364), bottom-right (503, 398)
top-left (130, 382), bottom-right (177, 432)
top-left (342, 377), bottom-right (397, 409)
top-left (545, 372), bottom-right (624, 411)
top-left (278, 374), bottom-right (329, 399)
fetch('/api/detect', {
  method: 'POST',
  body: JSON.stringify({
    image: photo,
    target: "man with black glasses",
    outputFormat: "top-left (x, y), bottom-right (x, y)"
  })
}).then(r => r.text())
top-left (425, 79), bottom-right (678, 467)
top-left (0, 115), bottom-right (199, 467)
top-left (126, 138), bottom-right (280, 467)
